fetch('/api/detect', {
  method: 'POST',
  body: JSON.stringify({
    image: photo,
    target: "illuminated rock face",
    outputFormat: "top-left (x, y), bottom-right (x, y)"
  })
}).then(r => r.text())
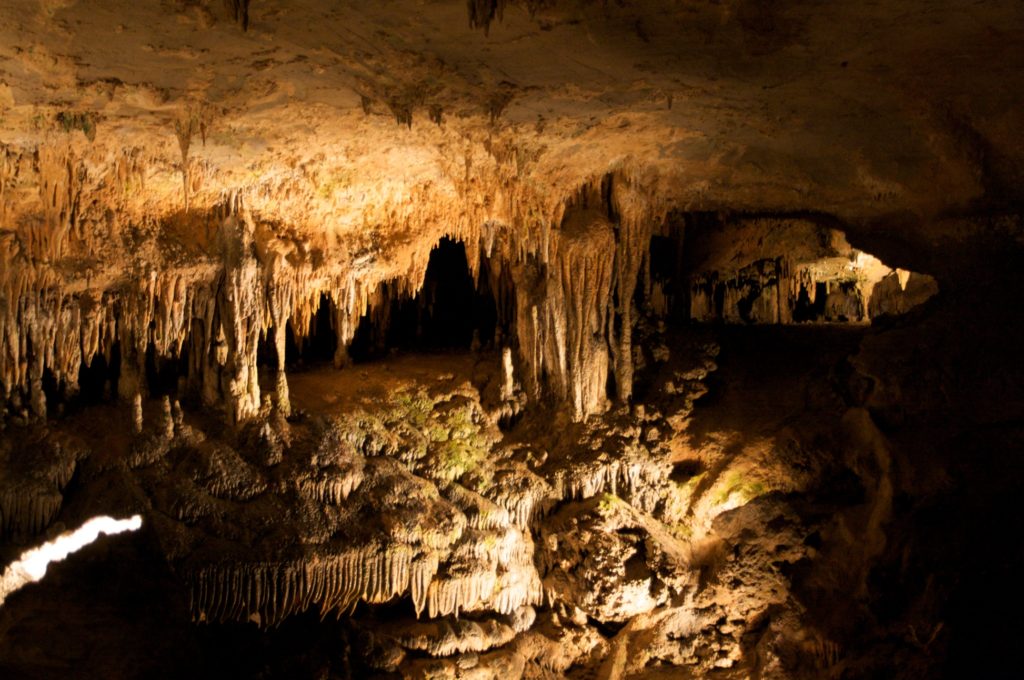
top-left (0, 0), bottom-right (1019, 422)
top-left (0, 1), bottom-right (1022, 679)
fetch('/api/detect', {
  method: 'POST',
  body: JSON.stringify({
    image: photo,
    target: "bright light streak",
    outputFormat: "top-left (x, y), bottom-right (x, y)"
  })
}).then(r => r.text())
top-left (0, 514), bottom-right (143, 605)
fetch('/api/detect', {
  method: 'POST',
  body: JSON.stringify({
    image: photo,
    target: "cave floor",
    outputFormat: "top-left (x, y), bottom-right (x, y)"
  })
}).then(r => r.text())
top-left (285, 351), bottom-right (495, 418)
top-left (0, 325), bottom-right (876, 679)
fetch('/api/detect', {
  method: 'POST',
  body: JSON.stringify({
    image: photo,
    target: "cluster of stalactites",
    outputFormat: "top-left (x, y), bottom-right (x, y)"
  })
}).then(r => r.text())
top-left (689, 256), bottom-right (882, 324)
top-left (0, 196), bottom-right (448, 423)
top-left (505, 175), bottom-right (664, 420)
top-left (190, 546), bottom-right (442, 626)
top-left (188, 531), bottom-right (543, 629)
top-left (1, 167), bottom-right (667, 424)
top-left (187, 481), bottom-right (544, 628)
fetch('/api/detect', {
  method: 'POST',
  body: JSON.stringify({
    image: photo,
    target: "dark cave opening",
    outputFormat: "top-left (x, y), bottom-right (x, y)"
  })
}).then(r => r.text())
top-left (647, 234), bottom-right (679, 284)
top-left (38, 344), bottom-right (121, 415)
top-left (77, 351), bottom-right (115, 404)
top-left (792, 282), bottom-right (827, 322)
top-left (256, 296), bottom-right (339, 372)
top-left (735, 281), bottom-right (761, 324)
top-left (348, 238), bottom-right (500, 362)
top-left (712, 282), bottom-right (725, 319)
top-left (646, 232), bottom-right (686, 317)
top-left (39, 367), bottom-right (60, 411)
top-left (145, 339), bottom-right (186, 398)
top-left (289, 295), bottom-right (338, 367)
top-left (256, 327), bottom-right (277, 370)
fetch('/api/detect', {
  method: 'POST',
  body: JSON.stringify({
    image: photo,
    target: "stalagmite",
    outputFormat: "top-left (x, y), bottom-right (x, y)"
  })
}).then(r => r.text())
top-left (501, 347), bottom-right (515, 402)
top-left (172, 400), bottom-right (184, 431)
top-left (131, 393), bottom-right (144, 434)
top-left (160, 396), bottom-right (174, 440)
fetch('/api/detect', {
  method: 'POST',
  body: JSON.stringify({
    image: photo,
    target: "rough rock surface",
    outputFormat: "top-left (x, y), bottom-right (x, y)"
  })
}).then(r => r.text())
top-left (0, 2), bottom-right (1022, 679)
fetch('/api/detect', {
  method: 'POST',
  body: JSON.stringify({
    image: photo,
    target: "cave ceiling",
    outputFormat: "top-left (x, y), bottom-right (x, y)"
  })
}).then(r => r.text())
top-left (3, 5), bottom-right (1024, 677)
top-left (1, 0), bottom-right (1021, 239)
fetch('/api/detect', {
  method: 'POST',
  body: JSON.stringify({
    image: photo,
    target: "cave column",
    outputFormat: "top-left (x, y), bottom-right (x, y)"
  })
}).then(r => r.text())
top-left (201, 317), bottom-right (225, 409)
top-left (555, 211), bottom-right (616, 420)
top-left (27, 346), bottom-right (45, 419)
top-left (511, 261), bottom-right (545, 402)
top-left (332, 303), bottom-right (353, 369)
top-left (216, 212), bottom-right (262, 425)
top-left (501, 347), bottom-right (515, 401)
top-left (778, 258), bottom-right (794, 324)
top-left (221, 265), bottom-right (261, 424)
top-left (273, 322), bottom-right (291, 417)
top-left (612, 220), bottom-right (650, 404)
top-left (117, 338), bottom-right (147, 430)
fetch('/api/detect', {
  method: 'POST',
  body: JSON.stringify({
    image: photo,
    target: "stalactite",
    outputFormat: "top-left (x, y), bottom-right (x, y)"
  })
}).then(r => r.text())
top-left (188, 545), bottom-right (448, 627)
top-left (392, 611), bottom-right (526, 657)
top-left (1, 159), bottom-right (680, 426)
top-left (487, 465), bottom-right (556, 529)
top-left (511, 208), bottom-right (616, 420)
top-left (446, 482), bottom-right (511, 531)
top-left (535, 439), bottom-right (672, 518)
top-left (296, 463), bottom-right (364, 505)
top-left (423, 524), bottom-right (542, 620)
top-left (28, 144), bottom-right (84, 263)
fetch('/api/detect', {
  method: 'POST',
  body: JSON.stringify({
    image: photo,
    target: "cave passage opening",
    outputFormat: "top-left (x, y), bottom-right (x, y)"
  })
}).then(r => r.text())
top-left (348, 237), bottom-right (502, 362)
top-left (279, 294), bottom-right (339, 369)
top-left (254, 237), bottom-right (505, 374)
top-left (145, 339), bottom-right (187, 398)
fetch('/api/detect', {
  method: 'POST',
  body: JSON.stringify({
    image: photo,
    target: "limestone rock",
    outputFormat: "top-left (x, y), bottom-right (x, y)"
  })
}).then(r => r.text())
top-left (539, 494), bottom-right (689, 623)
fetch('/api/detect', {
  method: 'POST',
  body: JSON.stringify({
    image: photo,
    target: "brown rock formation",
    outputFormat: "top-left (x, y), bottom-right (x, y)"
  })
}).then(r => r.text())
top-left (1, 2), bottom-right (1022, 678)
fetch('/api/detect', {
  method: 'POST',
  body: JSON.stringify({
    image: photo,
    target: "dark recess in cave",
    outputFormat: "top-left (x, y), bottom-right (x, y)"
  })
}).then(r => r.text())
top-left (77, 351), bottom-right (115, 404)
top-left (287, 294), bottom-right (339, 367)
top-left (145, 339), bottom-right (185, 397)
top-left (792, 282), bottom-right (827, 322)
top-left (349, 238), bottom-right (500, 361)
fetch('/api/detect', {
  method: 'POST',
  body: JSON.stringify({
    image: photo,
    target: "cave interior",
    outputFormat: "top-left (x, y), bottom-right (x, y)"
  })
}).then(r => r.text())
top-left (0, 1), bottom-right (1022, 679)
